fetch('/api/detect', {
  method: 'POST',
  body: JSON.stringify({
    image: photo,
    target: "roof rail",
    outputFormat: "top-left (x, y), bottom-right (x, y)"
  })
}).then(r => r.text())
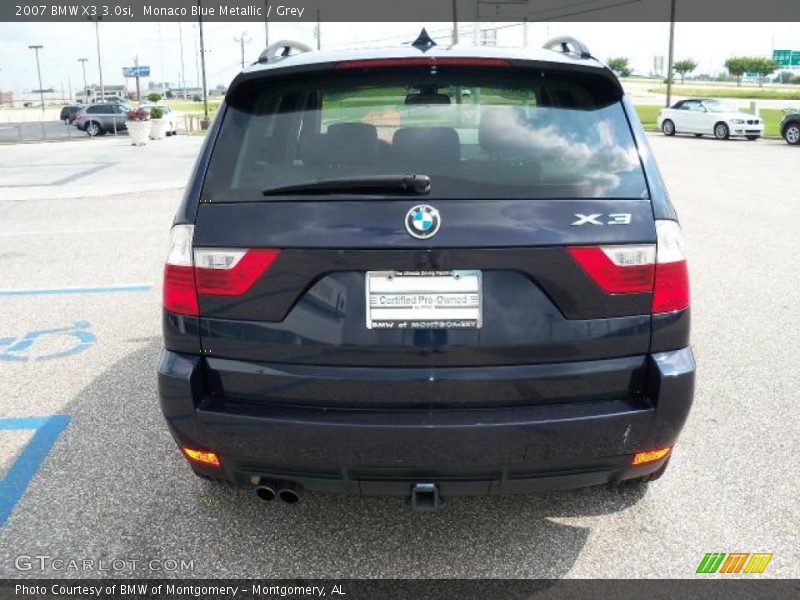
top-left (258, 40), bottom-right (312, 64)
top-left (542, 36), bottom-right (592, 59)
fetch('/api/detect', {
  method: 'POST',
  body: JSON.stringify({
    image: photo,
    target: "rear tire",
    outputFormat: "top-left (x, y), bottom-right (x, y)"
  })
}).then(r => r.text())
top-left (784, 124), bottom-right (800, 145)
top-left (661, 119), bottom-right (676, 136)
top-left (714, 122), bottom-right (730, 140)
top-left (86, 121), bottom-right (102, 137)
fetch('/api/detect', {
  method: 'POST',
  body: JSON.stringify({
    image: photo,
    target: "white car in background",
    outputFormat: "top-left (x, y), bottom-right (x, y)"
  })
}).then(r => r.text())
top-left (657, 98), bottom-right (764, 140)
top-left (139, 104), bottom-right (178, 136)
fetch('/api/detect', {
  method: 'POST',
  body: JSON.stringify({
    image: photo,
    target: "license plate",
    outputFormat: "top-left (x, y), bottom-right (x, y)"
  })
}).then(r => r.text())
top-left (365, 270), bottom-right (482, 329)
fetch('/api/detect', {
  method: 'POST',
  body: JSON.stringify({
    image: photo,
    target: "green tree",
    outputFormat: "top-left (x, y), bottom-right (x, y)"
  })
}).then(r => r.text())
top-left (606, 57), bottom-right (632, 78)
top-left (146, 92), bottom-right (162, 103)
top-left (724, 57), bottom-right (749, 86)
top-left (749, 58), bottom-right (778, 87)
top-left (672, 59), bottom-right (697, 84)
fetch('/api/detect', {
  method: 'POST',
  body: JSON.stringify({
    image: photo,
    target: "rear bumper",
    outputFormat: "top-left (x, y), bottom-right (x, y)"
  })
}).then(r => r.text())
top-left (157, 347), bottom-right (695, 495)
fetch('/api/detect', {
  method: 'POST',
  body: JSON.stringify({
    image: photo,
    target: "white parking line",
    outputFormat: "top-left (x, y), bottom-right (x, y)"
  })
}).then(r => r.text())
top-left (0, 226), bottom-right (164, 237)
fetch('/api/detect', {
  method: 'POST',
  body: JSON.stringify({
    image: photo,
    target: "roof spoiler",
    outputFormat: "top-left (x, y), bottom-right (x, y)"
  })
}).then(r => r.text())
top-left (258, 40), bottom-right (312, 64)
top-left (542, 36), bottom-right (593, 60)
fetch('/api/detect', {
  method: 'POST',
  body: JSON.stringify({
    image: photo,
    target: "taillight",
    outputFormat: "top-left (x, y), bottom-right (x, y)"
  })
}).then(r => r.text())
top-left (567, 220), bottom-right (689, 315)
top-left (164, 224), bottom-right (198, 316)
top-left (163, 224), bottom-right (280, 316)
top-left (652, 220), bottom-right (689, 313)
top-left (567, 245), bottom-right (655, 294)
top-left (194, 248), bottom-right (279, 296)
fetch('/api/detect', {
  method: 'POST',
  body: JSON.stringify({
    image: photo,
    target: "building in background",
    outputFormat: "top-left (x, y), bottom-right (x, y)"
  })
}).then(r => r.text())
top-left (0, 91), bottom-right (13, 107)
top-left (76, 84), bottom-right (128, 104)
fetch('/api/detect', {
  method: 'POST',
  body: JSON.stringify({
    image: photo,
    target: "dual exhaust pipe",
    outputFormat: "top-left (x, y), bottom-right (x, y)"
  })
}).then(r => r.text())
top-left (255, 480), bottom-right (443, 511)
top-left (254, 480), bottom-right (303, 505)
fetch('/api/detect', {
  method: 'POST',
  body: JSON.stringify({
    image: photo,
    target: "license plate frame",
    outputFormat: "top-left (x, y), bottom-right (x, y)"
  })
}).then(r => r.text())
top-left (365, 270), bottom-right (483, 330)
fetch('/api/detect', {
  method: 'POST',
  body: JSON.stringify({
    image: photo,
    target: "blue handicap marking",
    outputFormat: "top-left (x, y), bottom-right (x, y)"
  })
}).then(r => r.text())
top-left (0, 415), bottom-right (70, 526)
top-left (0, 321), bottom-right (95, 362)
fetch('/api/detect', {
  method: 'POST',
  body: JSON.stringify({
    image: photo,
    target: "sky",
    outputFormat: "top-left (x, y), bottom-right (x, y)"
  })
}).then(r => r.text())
top-left (0, 21), bottom-right (796, 95)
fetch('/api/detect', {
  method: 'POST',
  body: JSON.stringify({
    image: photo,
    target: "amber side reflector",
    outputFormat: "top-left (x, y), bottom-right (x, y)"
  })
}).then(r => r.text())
top-left (181, 446), bottom-right (221, 467)
top-left (631, 446), bottom-right (671, 466)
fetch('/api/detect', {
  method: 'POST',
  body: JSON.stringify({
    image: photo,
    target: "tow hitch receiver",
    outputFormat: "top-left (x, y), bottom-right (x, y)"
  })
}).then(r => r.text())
top-left (409, 482), bottom-right (442, 512)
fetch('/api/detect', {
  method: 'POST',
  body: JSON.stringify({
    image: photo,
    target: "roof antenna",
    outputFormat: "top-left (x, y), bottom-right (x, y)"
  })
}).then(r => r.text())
top-left (411, 28), bottom-right (437, 52)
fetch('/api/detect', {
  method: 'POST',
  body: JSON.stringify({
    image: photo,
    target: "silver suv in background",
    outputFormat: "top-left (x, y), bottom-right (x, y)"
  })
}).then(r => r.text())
top-left (74, 103), bottom-right (130, 136)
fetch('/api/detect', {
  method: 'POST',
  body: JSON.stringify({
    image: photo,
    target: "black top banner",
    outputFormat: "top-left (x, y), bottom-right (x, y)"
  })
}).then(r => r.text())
top-left (3, 0), bottom-right (800, 22)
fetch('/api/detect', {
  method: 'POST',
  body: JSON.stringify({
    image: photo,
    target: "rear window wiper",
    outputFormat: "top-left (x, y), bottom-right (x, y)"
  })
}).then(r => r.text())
top-left (262, 174), bottom-right (430, 196)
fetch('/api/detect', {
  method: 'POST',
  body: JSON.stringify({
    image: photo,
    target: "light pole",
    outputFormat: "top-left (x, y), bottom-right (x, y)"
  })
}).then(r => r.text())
top-left (234, 31), bottom-right (252, 70)
top-left (88, 18), bottom-right (105, 101)
top-left (78, 58), bottom-right (88, 101)
top-left (264, 1), bottom-right (269, 47)
top-left (666, 0), bottom-right (676, 107)
top-left (451, 0), bottom-right (459, 44)
top-left (197, 0), bottom-right (209, 126)
top-left (28, 44), bottom-right (45, 111)
top-left (178, 22), bottom-right (187, 99)
top-left (158, 23), bottom-right (166, 95)
top-left (315, 9), bottom-right (321, 50)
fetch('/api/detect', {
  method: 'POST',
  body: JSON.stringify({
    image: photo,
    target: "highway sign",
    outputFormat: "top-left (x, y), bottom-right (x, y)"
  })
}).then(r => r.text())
top-left (773, 50), bottom-right (800, 67)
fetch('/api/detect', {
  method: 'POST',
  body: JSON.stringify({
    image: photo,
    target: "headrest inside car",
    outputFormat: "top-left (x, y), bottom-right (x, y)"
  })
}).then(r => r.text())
top-left (392, 127), bottom-right (461, 165)
top-left (326, 122), bottom-right (378, 164)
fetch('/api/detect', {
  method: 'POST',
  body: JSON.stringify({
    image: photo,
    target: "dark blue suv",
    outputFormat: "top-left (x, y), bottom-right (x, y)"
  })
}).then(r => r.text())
top-left (158, 34), bottom-right (694, 509)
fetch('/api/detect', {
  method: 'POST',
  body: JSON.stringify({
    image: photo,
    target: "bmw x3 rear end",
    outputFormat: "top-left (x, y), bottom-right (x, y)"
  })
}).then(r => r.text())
top-left (158, 34), bottom-right (694, 508)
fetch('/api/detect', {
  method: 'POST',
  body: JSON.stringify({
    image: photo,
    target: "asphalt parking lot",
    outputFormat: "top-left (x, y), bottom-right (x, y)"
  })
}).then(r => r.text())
top-left (0, 133), bottom-right (798, 579)
top-left (0, 121), bottom-right (93, 144)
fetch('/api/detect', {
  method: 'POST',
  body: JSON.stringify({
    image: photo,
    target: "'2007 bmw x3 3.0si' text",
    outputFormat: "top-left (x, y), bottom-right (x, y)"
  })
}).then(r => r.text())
top-left (158, 32), bottom-right (694, 510)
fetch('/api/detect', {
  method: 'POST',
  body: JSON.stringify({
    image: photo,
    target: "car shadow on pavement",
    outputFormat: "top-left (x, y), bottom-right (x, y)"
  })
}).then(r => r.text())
top-left (1, 342), bottom-right (646, 579)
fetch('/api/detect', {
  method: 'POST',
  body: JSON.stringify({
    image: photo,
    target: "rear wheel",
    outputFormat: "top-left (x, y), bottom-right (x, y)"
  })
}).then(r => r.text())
top-left (784, 124), bottom-right (800, 145)
top-left (661, 119), bottom-right (676, 136)
top-left (85, 121), bottom-right (102, 137)
top-left (714, 122), bottom-right (729, 140)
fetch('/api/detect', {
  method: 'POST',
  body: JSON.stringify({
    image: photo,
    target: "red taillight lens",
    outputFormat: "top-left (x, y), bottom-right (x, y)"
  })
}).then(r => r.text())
top-left (335, 57), bottom-right (511, 69)
top-left (567, 221), bottom-right (689, 315)
top-left (652, 220), bottom-right (690, 313)
top-left (163, 264), bottom-right (199, 316)
top-left (164, 224), bottom-right (199, 316)
top-left (653, 254), bottom-right (690, 313)
top-left (163, 225), bottom-right (280, 316)
top-left (567, 246), bottom-right (655, 294)
top-left (194, 249), bottom-right (280, 296)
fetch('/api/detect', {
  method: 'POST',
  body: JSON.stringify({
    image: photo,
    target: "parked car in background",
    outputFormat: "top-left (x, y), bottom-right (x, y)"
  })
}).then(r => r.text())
top-left (73, 103), bottom-right (130, 136)
top-left (657, 99), bottom-right (764, 140)
top-left (139, 104), bottom-right (178, 136)
top-left (59, 105), bottom-right (83, 124)
top-left (779, 109), bottom-right (800, 145)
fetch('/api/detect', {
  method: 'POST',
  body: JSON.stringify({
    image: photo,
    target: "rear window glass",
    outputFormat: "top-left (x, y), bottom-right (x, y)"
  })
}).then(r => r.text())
top-left (203, 67), bottom-right (647, 200)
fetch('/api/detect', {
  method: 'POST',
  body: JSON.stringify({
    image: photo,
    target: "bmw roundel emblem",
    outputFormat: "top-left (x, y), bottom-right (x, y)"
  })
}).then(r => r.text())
top-left (405, 205), bottom-right (441, 240)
